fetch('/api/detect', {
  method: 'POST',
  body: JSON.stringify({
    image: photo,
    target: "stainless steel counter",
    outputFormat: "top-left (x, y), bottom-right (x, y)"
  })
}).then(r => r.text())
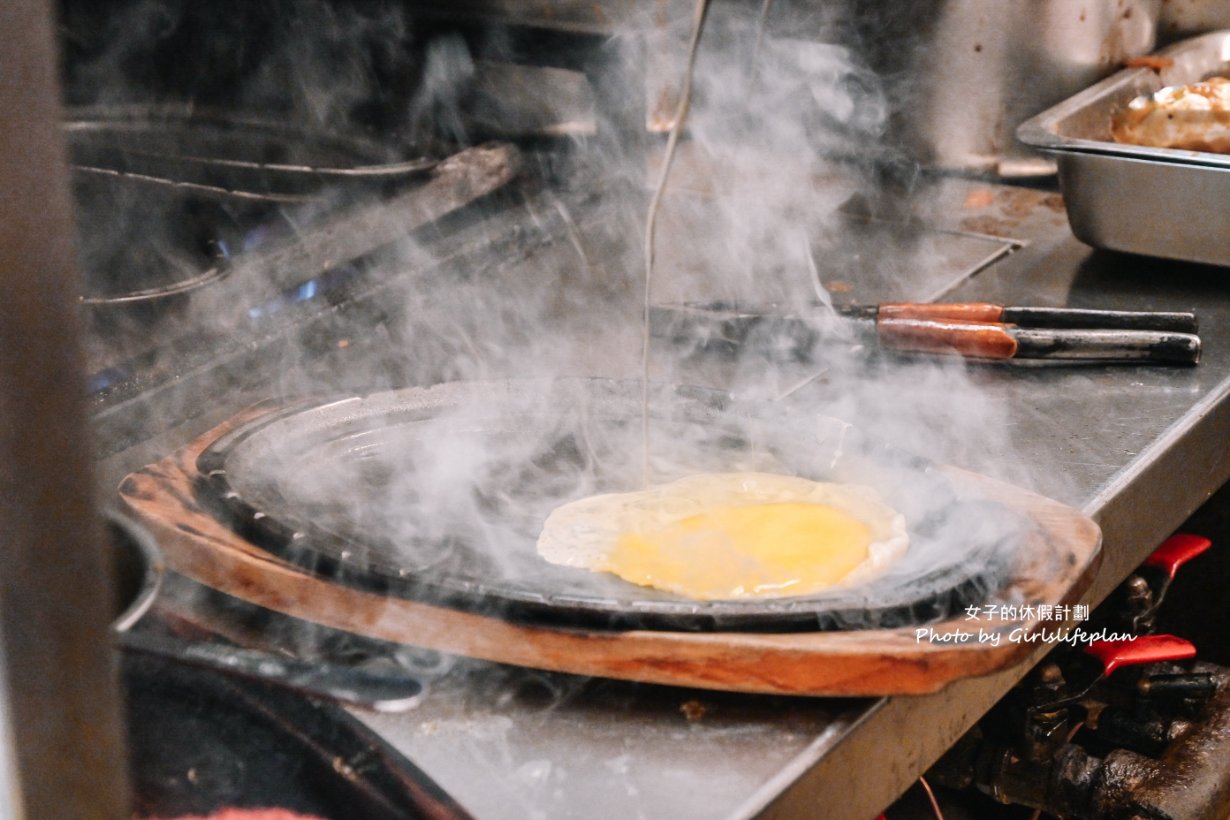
top-left (346, 176), bottom-right (1230, 819)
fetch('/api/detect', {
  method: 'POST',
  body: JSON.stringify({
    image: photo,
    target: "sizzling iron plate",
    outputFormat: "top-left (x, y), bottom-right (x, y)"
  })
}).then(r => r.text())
top-left (196, 378), bottom-right (1024, 632)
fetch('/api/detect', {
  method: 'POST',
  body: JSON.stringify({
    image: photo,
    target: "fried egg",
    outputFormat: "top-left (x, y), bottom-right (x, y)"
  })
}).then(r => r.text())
top-left (536, 472), bottom-right (908, 600)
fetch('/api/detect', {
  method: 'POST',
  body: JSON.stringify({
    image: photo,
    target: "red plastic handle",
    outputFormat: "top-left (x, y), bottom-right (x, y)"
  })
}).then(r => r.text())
top-left (1085, 634), bottom-right (1196, 677)
top-left (1143, 534), bottom-right (1212, 580)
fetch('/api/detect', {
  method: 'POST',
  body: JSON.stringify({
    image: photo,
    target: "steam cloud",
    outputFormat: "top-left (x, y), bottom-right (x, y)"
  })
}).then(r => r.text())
top-left (73, 0), bottom-right (1040, 678)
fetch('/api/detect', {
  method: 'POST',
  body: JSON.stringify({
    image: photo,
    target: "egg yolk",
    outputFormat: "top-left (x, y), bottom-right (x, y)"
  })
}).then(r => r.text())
top-left (599, 502), bottom-right (872, 600)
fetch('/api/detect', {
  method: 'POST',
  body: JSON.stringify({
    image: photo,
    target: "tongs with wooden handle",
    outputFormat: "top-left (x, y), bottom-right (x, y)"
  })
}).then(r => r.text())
top-left (650, 302), bottom-right (1202, 365)
top-left (838, 302), bottom-right (1199, 334)
top-left (845, 302), bottom-right (1201, 364)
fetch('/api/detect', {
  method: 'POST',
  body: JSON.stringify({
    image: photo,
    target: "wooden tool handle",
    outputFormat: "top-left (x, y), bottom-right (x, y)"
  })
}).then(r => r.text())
top-left (877, 303), bottom-right (1004, 323)
top-left (876, 318), bottom-right (1019, 359)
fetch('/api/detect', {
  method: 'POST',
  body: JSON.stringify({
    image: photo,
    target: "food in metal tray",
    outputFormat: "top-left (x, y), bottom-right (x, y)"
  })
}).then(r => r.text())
top-left (1111, 76), bottom-right (1230, 153)
top-left (536, 472), bottom-right (909, 600)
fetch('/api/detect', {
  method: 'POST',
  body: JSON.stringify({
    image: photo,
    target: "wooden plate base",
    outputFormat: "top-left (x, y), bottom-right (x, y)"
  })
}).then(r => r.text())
top-left (120, 409), bottom-right (1101, 696)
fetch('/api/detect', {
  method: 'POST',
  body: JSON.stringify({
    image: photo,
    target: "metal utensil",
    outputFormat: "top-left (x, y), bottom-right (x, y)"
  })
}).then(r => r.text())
top-left (872, 318), bottom-right (1201, 364)
top-left (67, 106), bottom-right (436, 197)
top-left (108, 512), bottom-right (423, 712)
top-left (838, 303), bottom-right (1199, 334)
top-left (651, 303), bottom-right (1202, 365)
top-left (116, 630), bottom-right (424, 713)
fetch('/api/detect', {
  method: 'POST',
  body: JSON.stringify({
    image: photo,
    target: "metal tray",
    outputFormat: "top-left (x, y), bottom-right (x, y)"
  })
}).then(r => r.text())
top-left (1016, 30), bottom-right (1230, 266)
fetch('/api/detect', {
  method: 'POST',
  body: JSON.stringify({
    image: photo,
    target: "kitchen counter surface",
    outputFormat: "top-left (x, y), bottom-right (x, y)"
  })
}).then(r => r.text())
top-left (97, 167), bottom-right (1230, 819)
top-left (342, 174), bottom-right (1230, 819)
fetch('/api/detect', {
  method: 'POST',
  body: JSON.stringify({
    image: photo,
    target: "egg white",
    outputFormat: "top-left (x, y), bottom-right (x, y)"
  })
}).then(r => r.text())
top-left (536, 472), bottom-right (909, 599)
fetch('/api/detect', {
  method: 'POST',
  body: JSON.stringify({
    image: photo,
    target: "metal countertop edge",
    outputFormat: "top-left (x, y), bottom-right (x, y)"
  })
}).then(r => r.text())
top-left (1083, 376), bottom-right (1230, 604)
top-left (743, 374), bottom-right (1230, 820)
top-left (731, 707), bottom-right (878, 820)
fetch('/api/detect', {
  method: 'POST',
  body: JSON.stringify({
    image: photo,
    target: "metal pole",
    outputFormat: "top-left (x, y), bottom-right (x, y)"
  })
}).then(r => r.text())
top-left (0, 1), bottom-right (131, 817)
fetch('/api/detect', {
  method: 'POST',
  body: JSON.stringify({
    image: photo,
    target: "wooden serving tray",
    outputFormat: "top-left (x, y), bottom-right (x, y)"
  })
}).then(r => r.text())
top-left (120, 409), bottom-right (1102, 696)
